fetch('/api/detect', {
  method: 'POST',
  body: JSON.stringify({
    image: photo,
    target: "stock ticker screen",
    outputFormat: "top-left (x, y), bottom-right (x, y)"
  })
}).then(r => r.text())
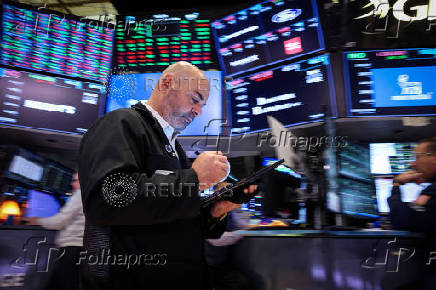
top-left (228, 54), bottom-right (336, 135)
top-left (113, 13), bottom-right (219, 71)
top-left (0, 3), bottom-right (114, 83)
top-left (211, 0), bottom-right (325, 76)
top-left (0, 67), bottom-right (105, 134)
top-left (343, 48), bottom-right (436, 117)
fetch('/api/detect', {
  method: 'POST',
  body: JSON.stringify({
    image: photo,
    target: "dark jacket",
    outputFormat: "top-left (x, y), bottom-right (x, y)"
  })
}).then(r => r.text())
top-left (388, 179), bottom-right (436, 234)
top-left (78, 102), bottom-right (227, 290)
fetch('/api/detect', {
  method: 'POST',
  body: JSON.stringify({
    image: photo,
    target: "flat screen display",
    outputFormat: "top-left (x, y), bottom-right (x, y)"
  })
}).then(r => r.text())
top-left (370, 143), bottom-right (417, 175)
top-left (0, 67), bottom-right (105, 134)
top-left (4, 148), bottom-right (45, 186)
top-left (211, 0), bottom-right (325, 76)
top-left (105, 70), bottom-right (222, 136)
top-left (343, 48), bottom-right (436, 117)
top-left (113, 13), bottom-right (219, 71)
top-left (0, 2), bottom-right (114, 82)
top-left (228, 54), bottom-right (336, 135)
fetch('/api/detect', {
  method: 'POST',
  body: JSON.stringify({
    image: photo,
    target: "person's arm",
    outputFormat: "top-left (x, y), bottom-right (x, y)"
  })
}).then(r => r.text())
top-left (37, 193), bottom-right (82, 230)
top-left (387, 184), bottom-right (436, 233)
top-left (79, 110), bottom-right (205, 226)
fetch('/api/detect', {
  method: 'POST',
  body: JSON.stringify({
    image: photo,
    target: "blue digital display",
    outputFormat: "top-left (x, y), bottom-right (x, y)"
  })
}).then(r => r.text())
top-left (343, 48), bottom-right (436, 117)
top-left (211, 0), bottom-right (325, 77)
top-left (106, 70), bottom-right (223, 136)
top-left (25, 190), bottom-right (60, 218)
top-left (262, 157), bottom-right (301, 178)
top-left (371, 66), bottom-right (436, 108)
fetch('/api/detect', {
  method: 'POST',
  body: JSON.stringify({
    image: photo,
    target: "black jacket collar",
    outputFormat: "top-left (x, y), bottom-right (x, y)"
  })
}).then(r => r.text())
top-left (131, 102), bottom-right (190, 166)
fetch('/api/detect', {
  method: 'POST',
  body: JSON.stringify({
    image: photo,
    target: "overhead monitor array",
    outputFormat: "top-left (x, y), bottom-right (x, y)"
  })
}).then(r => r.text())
top-left (211, 0), bottom-right (325, 76)
top-left (0, 2), bottom-right (114, 83)
top-left (113, 13), bottom-right (219, 71)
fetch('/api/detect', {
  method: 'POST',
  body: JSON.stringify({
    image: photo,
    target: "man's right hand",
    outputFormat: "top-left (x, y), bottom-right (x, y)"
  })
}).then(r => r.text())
top-left (192, 151), bottom-right (229, 190)
top-left (393, 170), bottom-right (425, 185)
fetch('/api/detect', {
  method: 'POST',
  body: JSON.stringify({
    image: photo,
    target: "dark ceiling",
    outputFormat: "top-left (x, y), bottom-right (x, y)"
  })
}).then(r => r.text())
top-left (110, 0), bottom-right (253, 20)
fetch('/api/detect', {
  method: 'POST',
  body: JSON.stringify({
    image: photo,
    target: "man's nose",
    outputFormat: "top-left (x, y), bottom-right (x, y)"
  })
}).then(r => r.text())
top-left (192, 105), bottom-right (202, 117)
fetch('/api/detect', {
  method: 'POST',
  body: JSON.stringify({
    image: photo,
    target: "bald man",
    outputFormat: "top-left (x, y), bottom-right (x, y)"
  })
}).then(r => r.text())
top-left (78, 62), bottom-right (248, 290)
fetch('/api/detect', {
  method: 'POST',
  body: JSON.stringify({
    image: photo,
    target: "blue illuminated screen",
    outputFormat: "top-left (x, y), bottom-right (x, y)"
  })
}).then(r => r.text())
top-left (25, 190), bottom-right (60, 218)
top-left (262, 157), bottom-right (301, 178)
top-left (106, 70), bottom-right (223, 136)
top-left (343, 48), bottom-right (436, 117)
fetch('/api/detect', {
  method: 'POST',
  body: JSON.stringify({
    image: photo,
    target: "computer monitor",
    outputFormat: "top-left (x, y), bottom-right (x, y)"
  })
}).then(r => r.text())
top-left (25, 190), bottom-right (61, 218)
top-left (0, 2), bottom-right (114, 83)
top-left (339, 177), bottom-right (378, 218)
top-left (211, 0), bottom-right (325, 76)
top-left (105, 70), bottom-right (223, 136)
top-left (375, 178), bottom-right (431, 213)
top-left (40, 161), bottom-right (74, 194)
top-left (343, 48), bottom-right (436, 117)
top-left (370, 143), bottom-right (417, 175)
top-left (336, 142), bottom-right (378, 218)
top-left (112, 12), bottom-right (219, 71)
top-left (0, 67), bottom-right (106, 134)
top-left (229, 54), bottom-right (336, 135)
top-left (4, 148), bottom-right (45, 186)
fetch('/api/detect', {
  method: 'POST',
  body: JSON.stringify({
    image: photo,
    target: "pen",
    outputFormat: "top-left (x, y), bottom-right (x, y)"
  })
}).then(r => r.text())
top-left (194, 150), bottom-right (239, 182)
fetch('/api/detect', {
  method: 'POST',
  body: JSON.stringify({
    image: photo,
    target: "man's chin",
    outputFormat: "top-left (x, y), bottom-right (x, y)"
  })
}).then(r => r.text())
top-left (174, 123), bottom-right (188, 131)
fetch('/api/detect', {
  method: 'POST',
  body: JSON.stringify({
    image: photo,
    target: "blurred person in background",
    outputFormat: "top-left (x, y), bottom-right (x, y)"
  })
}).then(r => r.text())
top-left (388, 137), bottom-right (436, 234)
top-left (23, 172), bottom-right (84, 290)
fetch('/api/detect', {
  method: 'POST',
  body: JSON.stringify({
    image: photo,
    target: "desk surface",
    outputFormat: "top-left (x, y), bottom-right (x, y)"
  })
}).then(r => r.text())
top-left (0, 225), bottom-right (427, 238)
top-left (239, 229), bottom-right (426, 238)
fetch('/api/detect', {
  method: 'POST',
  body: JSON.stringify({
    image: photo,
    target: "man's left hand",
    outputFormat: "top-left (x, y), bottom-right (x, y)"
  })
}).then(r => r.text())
top-left (210, 185), bottom-right (258, 219)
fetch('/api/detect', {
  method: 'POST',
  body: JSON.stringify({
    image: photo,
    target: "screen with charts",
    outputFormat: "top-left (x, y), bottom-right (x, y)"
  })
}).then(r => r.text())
top-left (228, 54), bottom-right (336, 135)
top-left (0, 67), bottom-right (106, 134)
top-left (211, 0), bottom-right (325, 76)
top-left (375, 178), bottom-right (431, 213)
top-left (370, 143), bottom-right (417, 175)
top-left (343, 48), bottom-right (436, 117)
top-left (0, 2), bottom-right (114, 82)
top-left (105, 70), bottom-right (222, 136)
top-left (113, 12), bottom-right (218, 71)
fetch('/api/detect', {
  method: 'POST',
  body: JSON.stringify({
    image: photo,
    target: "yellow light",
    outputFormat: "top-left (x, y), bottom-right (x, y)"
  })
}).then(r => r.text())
top-left (0, 200), bottom-right (21, 220)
